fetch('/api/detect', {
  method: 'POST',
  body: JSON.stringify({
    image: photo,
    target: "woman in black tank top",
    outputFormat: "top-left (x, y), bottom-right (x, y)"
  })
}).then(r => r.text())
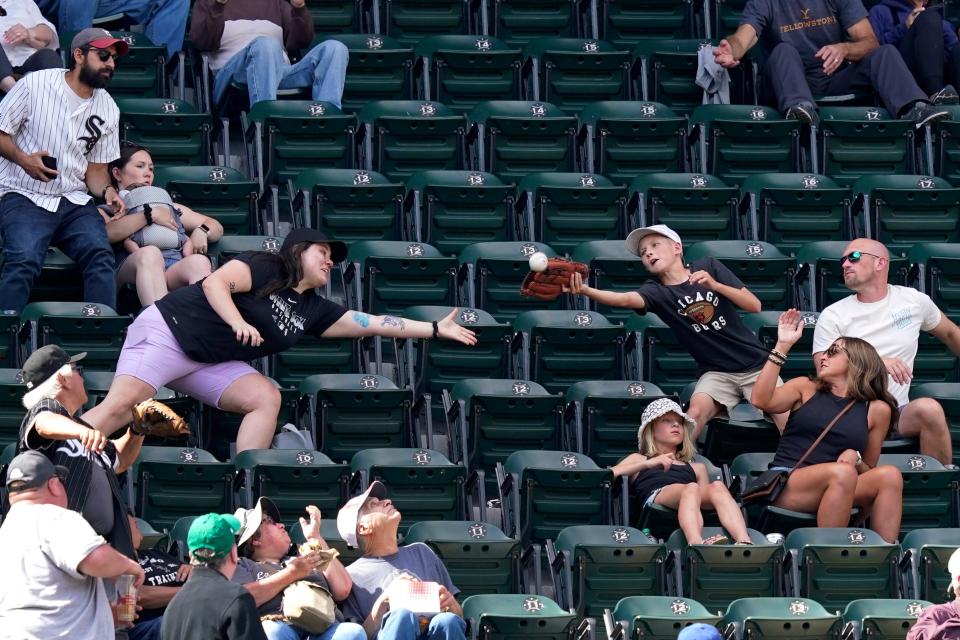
top-left (751, 309), bottom-right (904, 543)
top-left (611, 398), bottom-right (752, 544)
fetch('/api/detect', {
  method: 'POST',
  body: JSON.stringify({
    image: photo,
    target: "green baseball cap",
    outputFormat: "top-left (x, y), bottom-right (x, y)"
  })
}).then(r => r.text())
top-left (187, 513), bottom-right (241, 560)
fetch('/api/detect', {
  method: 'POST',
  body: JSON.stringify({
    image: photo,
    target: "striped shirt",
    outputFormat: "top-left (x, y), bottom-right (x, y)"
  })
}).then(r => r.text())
top-left (0, 68), bottom-right (119, 212)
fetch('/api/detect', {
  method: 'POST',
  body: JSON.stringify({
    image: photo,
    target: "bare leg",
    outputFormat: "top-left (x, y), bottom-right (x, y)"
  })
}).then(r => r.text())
top-left (654, 483), bottom-right (705, 543)
top-left (84, 374), bottom-right (159, 436)
top-left (853, 465), bottom-right (904, 543)
top-left (774, 462), bottom-right (858, 527)
top-left (117, 246), bottom-right (168, 307)
top-left (896, 397), bottom-right (953, 464)
top-left (687, 392), bottom-right (721, 441)
top-left (217, 372), bottom-right (282, 452)
top-left (700, 480), bottom-right (751, 542)
top-left (165, 254), bottom-right (212, 290)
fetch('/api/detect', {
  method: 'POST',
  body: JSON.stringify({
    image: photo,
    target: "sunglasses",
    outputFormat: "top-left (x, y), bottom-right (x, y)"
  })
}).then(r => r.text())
top-left (85, 48), bottom-right (119, 62)
top-left (825, 343), bottom-right (847, 357)
top-left (72, 364), bottom-right (84, 377)
top-left (840, 250), bottom-right (883, 264)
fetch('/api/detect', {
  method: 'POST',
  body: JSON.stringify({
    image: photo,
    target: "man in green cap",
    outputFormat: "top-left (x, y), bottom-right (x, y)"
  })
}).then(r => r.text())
top-left (160, 513), bottom-right (266, 640)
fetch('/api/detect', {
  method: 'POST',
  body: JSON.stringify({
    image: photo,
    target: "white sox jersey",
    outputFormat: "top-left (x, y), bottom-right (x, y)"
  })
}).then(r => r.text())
top-left (0, 68), bottom-right (119, 212)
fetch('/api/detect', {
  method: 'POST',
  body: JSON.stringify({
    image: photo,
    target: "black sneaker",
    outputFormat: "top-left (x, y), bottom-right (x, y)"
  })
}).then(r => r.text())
top-left (902, 102), bottom-right (951, 128)
top-left (931, 85), bottom-right (960, 105)
top-left (785, 103), bottom-right (819, 127)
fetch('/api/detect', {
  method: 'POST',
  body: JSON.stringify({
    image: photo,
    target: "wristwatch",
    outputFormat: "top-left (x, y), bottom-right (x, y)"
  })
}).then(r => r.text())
top-left (198, 223), bottom-right (211, 234)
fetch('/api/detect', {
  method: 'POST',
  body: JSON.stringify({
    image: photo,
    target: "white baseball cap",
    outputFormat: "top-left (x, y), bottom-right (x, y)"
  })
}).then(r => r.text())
top-left (948, 547), bottom-right (960, 578)
top-left (637, 397), bottom-right (696, 446)
top-left (336, 481), bottom-right (387, 548)
top-left (625, 224), bottom-right (683, 257)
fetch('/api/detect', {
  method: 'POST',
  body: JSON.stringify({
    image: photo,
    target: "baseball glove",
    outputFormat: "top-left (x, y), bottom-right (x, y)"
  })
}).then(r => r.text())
top-left (130, 399), bottom-right (191, 439)
top-left (520, 258), bottom-right (589, 301)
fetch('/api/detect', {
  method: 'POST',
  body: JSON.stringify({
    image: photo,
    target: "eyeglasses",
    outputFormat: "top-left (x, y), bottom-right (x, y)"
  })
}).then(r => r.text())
top-left (85, 48), bottom-right (119, 62)
top-left (825, 343), bottom-right (847, 357)
top-left (71, 364), bottom-right (84, 377)
top-left (840, 250), bottom-right (883, 264)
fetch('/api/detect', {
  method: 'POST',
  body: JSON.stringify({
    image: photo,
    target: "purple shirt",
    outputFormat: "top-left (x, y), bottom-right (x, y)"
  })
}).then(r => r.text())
top-left (908, 601), bottom-right (960, 640)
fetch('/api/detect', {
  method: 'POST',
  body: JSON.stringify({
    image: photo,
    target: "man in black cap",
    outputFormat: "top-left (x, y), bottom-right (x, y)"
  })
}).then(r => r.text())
top-left (0, 450), bottom-right (144, 640)
top-left (16, 344), bottom-right (145, 558)
top-left (82, 229), bottom-right (479, 453)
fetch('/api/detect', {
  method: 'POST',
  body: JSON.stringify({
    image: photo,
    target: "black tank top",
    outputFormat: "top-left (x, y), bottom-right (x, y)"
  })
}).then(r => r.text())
top-left (770, 391), bottom-right (869, 469)
top-left (630, 462), bottom-right (698, 514)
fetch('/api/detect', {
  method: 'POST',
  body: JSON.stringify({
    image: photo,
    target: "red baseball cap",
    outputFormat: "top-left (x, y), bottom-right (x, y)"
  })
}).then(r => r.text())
top-left (71, 28), bottom-right (129, 56)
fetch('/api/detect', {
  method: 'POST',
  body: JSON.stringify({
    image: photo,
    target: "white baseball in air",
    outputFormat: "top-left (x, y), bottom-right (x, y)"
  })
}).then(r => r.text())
top-left (529, 251), bottom-right (549, 272)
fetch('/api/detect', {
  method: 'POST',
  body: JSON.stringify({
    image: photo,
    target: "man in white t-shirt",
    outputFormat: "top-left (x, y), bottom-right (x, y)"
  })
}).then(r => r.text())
top-left (812, 238), bottom-right (960, 464)
top-left (0, 450), bottom-right (144, 639)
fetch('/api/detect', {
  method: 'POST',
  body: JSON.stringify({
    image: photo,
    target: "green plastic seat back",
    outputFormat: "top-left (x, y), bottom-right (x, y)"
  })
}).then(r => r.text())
top-left (348, 240), bottom-right (457, 315)
top-left (327, 35), bottom-right (415, 113)
top-left (613, 595), bottom-right (722, 639)
top-left (909, 243), bottom-right (960, 318)
top-left (909, 383), bottom-right (960, 467)
top-left (555, 524), bottom-right (667, 616)
top-left (0, 369), bottom-right (26, 449)
top-left (625, 313), bottom-right (694, 396)
top-left (878, 454), bottom-right (958, 535)
top-left (796, 240), bottom-right (910, 311)
top-left (209, 235), bottom-right (284, 266)
top-left (571, 240), bottom-right (648, 322)
top-left (901, 528), bottom-right (960, 603)
top-left (786, 527), bottom-right (900, 611)
top-left (684, 240), bottom-right (797, 309)
top-left (855, 175), bottom-right (960, 253)
top-left (603, 0), bottom-right (694, 46)
top-left (134, 517), bottom-right (165, 550)
top-left (380, 0), bottom-right (470, 46)
top-left (295, 168), bottom-right (402, 243)
top-left (458, 241), bottom-right (561, 322)
top-left (154, 166), bottom-right (259, 235)
top-left (0, 314), bottom-right (18, 368)
top-left (299, 374), bottom-right (412, 463)
top-left (19, 247), bottom-right (81, 303)
top-left (935, 105), bottom-right (960, 182)
top-left (308, 1), bottom-right (359, 34)
top-left (233, 448), bottom-right (348, 519)
top-left (741, 173), bottom-right (850, 254)
top-left (20, 302), bottom-right (130, 372)
top-left (519, 172), bottom-right (626, 255)
top-left (270, 334), bottom-right (360, 391)
top-left (167, 515), bottom-right (199, 561)
top-left (462, 594), bottom-right (576, 639)
top-left (818, 107), bottom-right (915, 187)
top-left (408, 170), bottom-right (515, 255)
top-left (714, 0), bottom-right (748, 33)
top-left (629, 173), bottom-right (739, 243)
top-left (525, 38), bottom-right (631, 114)
top-left (493, 0), bottom-right (578, 48)
top-left (722, 597), bottom-right (841, 639)
top-left (359, 100), bottom-right (465, 182)
top-left (135, 446), bottom-right (233, 531)
top-left (742, 311), bottom-right (819, 380)
top-left (93, 31), bottom-right (164, 97)
top-left (842, 598), bottom-right (932, 639)
top-left (405, 520), bottom-right (521, 597)
top-left (634, 39), bottom-right (742, 115)
top-left (692, 105), bottom-right (801, 188)
top-left (116, 98), bottom-right (209, 166)
top-left (417, 36), bottom-right (522, 113)
top-left (581, 101), bottom-right (685, 182)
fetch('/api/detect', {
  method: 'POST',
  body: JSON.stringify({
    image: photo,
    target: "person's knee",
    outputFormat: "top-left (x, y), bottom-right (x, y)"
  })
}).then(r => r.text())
top-left (874, 464), bottom-right (904, 491)
top-left (826, 462), bottom-right (859, 490)
top-left (913, 7), bottom-right (941, 30)
top-left (681, 482), bottom-right (701, 501)
top-left (429, 612), bottom-right (466, 636)
top-left (910, 397), bottom-right (948, 432)
top-left (332, 622), bottom-right (367, 640)
top-left (132, 246), bottom-right (165, 270)
top-left (382, 608), bottom-right (418, 632)
top-left (247, 36), bottom-right (284, 60)
top-left (707, 480), bottom-right (730, 498)
top-left (180, 253), bottom-right (212, 277)
top-left (868, 43), bottom-right (902, 63)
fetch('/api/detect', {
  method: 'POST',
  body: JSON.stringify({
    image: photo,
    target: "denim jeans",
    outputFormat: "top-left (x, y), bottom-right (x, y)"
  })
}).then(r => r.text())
top-left (34, 0), bottom-right (189, 57)
top-left (378, 610), bottom-right (467, 640)
top-left (213, 36), bottom-right (349, 108)
top-left (0, 193), bottom-right (116, 313)
top-left (128, 616), bottom-right (163, 640)
top-left (262, 620), bottom-right (367, 640)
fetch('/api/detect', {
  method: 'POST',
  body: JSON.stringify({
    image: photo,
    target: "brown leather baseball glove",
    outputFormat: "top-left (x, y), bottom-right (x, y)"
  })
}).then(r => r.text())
top-left (520, 258), bottom-right (589, 301)
top-left (130, 399), bottom-right (191, 439)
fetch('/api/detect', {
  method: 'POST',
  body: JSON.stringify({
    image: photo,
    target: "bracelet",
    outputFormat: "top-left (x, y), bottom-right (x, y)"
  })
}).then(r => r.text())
top-left (767, 354), bottom-right (785, 366)
top-left (431, 320), bottom-right (439, 339)
top-left (770, 349), bottom-right (788, 361)
top-left (143, 204), bottom-right (153, 226)
top-left (101, 184), bottom-right (115, 199)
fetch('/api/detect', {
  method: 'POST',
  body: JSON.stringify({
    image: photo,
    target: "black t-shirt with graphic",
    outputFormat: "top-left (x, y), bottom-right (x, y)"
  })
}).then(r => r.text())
top-left (137, 548), bottom-right (186, 622)
top-left (636, 257), bottom-right (768, 376)
top-left (155, 251), bottom-right (348, 363)
top-left (741, 0), bottom-right (868, 73)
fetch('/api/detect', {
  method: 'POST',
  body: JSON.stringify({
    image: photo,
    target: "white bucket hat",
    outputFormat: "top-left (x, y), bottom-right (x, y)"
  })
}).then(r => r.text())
top-left (637, 397), bottom-right (696, 447)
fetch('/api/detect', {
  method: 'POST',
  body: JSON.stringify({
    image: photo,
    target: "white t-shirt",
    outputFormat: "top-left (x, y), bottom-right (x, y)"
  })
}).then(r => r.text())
top-left (0, 0), bottom-right (58, 67)
top-left (0, 502), bottom-right (113, 640)
top-left (812, 285), bottom-right (943, 405)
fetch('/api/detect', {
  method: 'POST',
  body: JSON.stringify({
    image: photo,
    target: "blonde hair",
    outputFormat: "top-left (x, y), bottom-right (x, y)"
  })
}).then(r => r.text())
top-left (22, 363), bottom-right (71, 410)
top-left (638, 412), bottom-right (696, 462)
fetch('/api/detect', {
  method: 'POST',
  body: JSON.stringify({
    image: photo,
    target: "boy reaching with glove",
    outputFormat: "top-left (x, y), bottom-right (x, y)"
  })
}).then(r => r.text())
top-left (566, 225), bottom-right (787, 438)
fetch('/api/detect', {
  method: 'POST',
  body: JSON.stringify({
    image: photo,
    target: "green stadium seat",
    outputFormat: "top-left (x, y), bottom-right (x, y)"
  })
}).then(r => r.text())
top-left (466, 101), bottom-right (577, 184)
top-left (291, 168), bottom-right (403, 243)
top-left (934, 105), bottom-right (960, 182)
top-left (690, 104), bottom-right (801, 189)
top-left (852, 175), bottom-right (960, 254)
top-left (308, 1), bottom-right (363, 35)
top-left (154, 166), bottom-right (259, 235)
top-left (405, 171), bottom-right (516, 255)
top-left (133, 446), bottom-right (233, 531)
top-left (116, 98), bottom-right (210, 167)
top-left (0, 313), bottom-right (18, 368)
top-left (841, 598), bottom-right (932, 640)
top-left (697, 400), bottom-right (781, 469)
top-left (900, 528), bottom-right (960, 603)
top-left (785, 527), bottom-right (901, 612)
top-left (684, 240), bottom-right (798, 310)
top-left (379, 0), bottom-right (475, 46)
top-left (209, 235), bottom-right (283, 266)
top-left (134, 517), bottom-right (166, 550)
top-left (358, 100), bottom-right (466, 182)
top-left (233, 448), bottom-right (349, 518)
top-left (601, 0), bottom-right (695, 46)
top-left (909, 383), bottom-right (960, 468)
top-left (909, 243), bottom-right (960, 318)
top-left (490, 0), bottom-right (584, 48)
top-left (405, 520), bottom-right (522, 597)
top-left (563, 380), bottom-right (670, 468)
top-left (516, 172), bottom-right (627, 255)
top-left (462, 593), bottom-right (578, 639)
top-left (578, 101), bottom-right (686, 182)
top-left (522, 38), bottom-right (631, 114)
top-left (270, 334), bottom-right (361, 391)
top-left (721, 597), bottom-right (842, 639)
top-left (740, 173), bottom-right (851, 255)
top-left (625, 313), bottom-right (693, 396)
top-left (628, 173), bottom-right (740, 243)
top-left (611, 595), bottom-right (722, 639)
top-left (457, 241), bottom-right (562, 322)
top-left (511, 310), bottom-right (626, 394)
top-left (16, 247), bottom-right (82, 304)
top-left (415, 36), bottom-right (522, 113)
top-left (298, 373), bottom-right (415, 463)
top-left (795, 241), bottom-right (910, 312)
top-left (327, 35), bottom-right (415, 113)
top-left (548, 524), bottom-right (668, 616)
top-left (19, 302), bottom-right (131, 373)
top-left (711, 0), bottom-right (748, 35)
top-left (344, 240), bottom-right (457, 315)
top-left (878, 454), bottom-right (959, 535)
top-left (570, 240), bottom-right (648, 323)
top-left (350, 447), bottom-right (467, 534)
top-left (167, 515), bottom-right (199, 562)
top-left (742, 311), bottom-right (818, 381)
top-left (0, 370), bottom-right (26, 449)
top-left (817, 107), bottom-right (916, 187)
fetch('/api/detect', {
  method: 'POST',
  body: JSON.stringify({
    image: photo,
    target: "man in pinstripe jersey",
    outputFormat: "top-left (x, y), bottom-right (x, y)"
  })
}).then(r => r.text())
top-left (0, 27), bottom-right (127, 314)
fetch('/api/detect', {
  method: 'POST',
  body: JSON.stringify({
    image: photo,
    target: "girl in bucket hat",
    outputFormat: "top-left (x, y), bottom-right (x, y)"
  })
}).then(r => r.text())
top-left (611, 398), bottom-right (752, 545)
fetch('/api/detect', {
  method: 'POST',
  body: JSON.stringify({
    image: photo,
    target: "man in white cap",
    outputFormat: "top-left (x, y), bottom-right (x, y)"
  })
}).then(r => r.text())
top-left (907, 547), bottom-right (960, 638)
top-left (567, 224), bottom-right (787, 437)
top-left (0, 450), bottom-right (144, 640)
top-left (336, 482), bottom-right (465, 640)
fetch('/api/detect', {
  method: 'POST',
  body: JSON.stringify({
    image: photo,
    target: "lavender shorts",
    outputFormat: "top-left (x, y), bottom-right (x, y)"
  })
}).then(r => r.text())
top-left (115, 305), bottom-right (258, 408)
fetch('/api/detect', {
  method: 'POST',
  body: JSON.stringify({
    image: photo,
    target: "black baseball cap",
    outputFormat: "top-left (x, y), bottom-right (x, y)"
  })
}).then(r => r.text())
top-left (20, 345), bottom-right (85, 390)
top-left (281, 229), bottom-right (347, 263)
top-left (5, 451), bottom-right (68, 493)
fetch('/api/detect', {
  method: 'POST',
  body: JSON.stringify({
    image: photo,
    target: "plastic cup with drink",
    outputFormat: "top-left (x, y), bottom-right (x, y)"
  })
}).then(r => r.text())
top-left (115, 574), bottom-right (138, 624)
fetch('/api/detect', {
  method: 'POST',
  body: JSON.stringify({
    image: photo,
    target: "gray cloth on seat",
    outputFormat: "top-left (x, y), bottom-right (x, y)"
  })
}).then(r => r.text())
top-left (697, 47), bottom-right (731, 104)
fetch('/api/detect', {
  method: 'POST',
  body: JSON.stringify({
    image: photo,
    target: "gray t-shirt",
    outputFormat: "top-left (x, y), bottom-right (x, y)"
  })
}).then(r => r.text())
top-left (231, 556), bottom-right (336, 617)
top-left (342, 544), bottom-right (458, 631)
top-left (741, 0), bottom-right (868, 72)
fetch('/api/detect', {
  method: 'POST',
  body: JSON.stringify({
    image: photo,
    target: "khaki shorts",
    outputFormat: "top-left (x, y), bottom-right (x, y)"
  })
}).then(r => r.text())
top-left (693, 368), bottom-right (784, 417)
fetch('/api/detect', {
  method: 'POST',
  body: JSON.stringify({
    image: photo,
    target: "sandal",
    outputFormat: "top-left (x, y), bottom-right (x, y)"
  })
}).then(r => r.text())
top-left (702, 533), bottom-right (730, 545)
top-left (734, 540), bottom-right (754, 545)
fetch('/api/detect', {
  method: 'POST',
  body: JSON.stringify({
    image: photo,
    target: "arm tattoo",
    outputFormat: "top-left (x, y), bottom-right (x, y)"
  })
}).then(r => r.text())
top-left (353, 311), bottom-right (371, 328)
top-left (380, 315), bottom-right (406, 332)
top-left (229, 281), bottom-right (236, 292)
